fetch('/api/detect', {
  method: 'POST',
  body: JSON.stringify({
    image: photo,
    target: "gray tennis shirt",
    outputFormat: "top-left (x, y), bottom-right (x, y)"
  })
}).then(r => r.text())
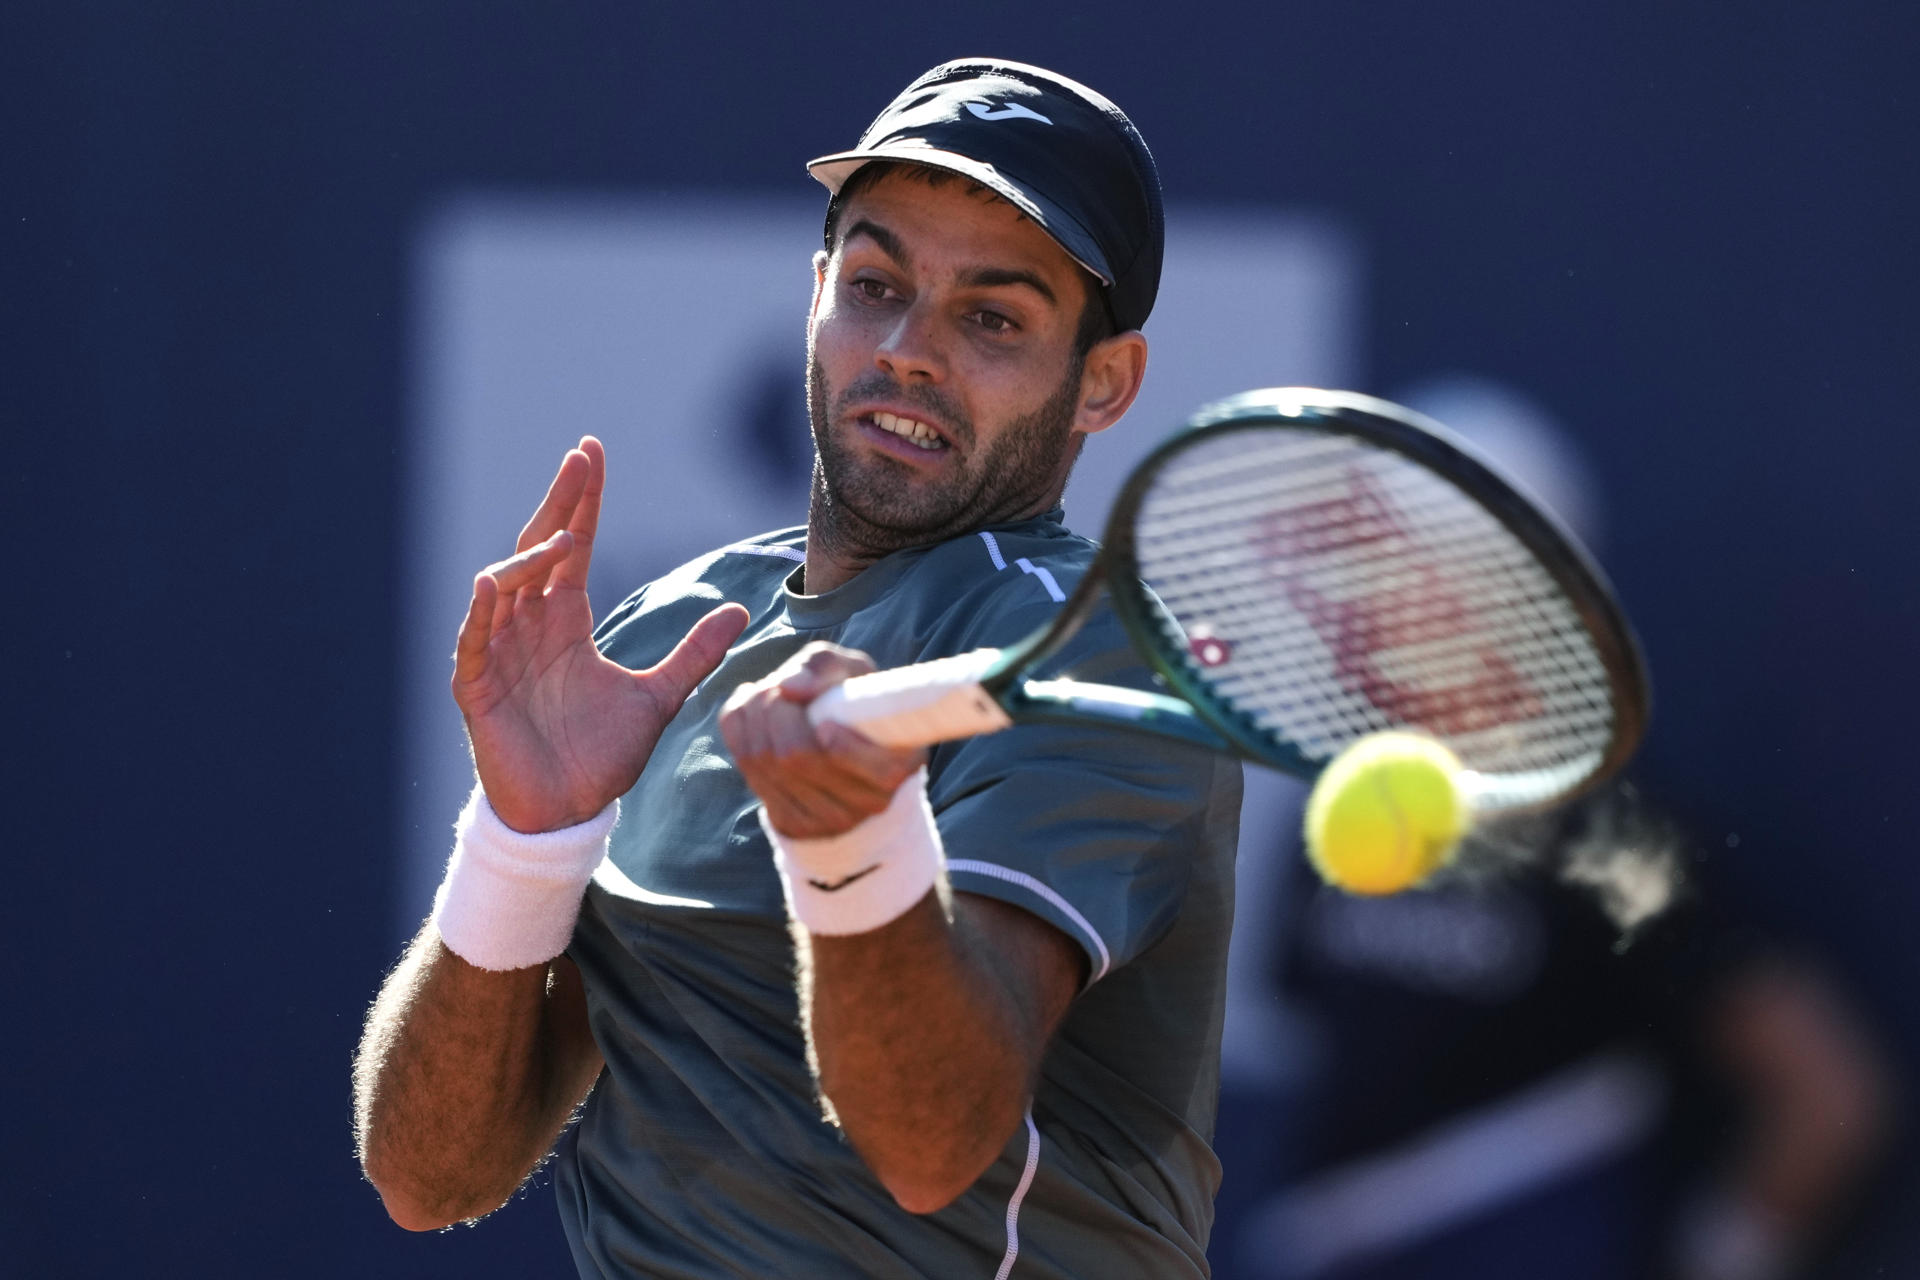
top-left (555, 510), bottom-right (1241, 1278)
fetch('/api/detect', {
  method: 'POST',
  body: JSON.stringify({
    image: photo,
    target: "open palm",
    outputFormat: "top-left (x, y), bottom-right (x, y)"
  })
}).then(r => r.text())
top-left (452, 438), bottom-right (748, 833)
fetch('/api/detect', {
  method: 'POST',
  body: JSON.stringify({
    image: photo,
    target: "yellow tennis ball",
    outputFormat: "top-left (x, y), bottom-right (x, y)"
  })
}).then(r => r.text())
top-left (1304, 732), bottom-right (1470, 895)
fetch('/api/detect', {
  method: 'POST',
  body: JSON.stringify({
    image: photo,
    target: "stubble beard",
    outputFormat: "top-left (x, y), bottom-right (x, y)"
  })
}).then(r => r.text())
top-left (805, 351), bottom-right (1086, 568)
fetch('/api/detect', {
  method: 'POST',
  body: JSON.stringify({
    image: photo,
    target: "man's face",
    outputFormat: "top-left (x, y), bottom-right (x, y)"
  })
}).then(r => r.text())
top-left (805, 168), bottom-right (1098, 558)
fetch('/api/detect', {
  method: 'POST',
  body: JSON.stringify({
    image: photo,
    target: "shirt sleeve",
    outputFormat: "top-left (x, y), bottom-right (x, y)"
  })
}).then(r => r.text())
top-left (927, 607), bottom-right (1239, 984)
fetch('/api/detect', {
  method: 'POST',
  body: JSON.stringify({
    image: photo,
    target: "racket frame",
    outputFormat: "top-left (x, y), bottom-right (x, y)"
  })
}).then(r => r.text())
top-left (1092, 389), bottom-right (1652, 803)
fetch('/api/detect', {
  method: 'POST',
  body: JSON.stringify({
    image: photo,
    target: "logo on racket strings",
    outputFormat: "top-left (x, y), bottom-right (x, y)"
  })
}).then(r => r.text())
top-left (1255, 468), bottom-right (1543, 735)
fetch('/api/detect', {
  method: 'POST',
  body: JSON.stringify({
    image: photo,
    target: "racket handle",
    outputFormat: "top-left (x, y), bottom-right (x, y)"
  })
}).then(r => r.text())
top-left (807, 648), bottom-right (1014, 748)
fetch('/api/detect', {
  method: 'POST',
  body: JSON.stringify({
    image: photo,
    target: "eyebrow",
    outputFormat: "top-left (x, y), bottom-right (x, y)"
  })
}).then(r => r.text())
top-left (841, 219), bottom-right (911, 270)
top-left (841, 218), bottom-right (1060, 307)
top-left (957, 265), bottom-right (1058, 306)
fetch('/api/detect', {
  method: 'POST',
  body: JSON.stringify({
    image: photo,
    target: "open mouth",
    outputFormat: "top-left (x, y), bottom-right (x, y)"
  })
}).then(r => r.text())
top-left (865, 411), bottom-right (949, 452)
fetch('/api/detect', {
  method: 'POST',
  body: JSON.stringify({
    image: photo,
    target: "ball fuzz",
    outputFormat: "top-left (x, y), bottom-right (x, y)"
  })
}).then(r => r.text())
top-left (1304, 732), bottom-right (1470, 895)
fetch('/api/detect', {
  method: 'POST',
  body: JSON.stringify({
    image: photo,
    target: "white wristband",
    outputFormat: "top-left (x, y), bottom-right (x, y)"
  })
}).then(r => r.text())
top-left (761, 767), bottom-right (943, 936)
top-left (430, 785), bottom-right (619, 971)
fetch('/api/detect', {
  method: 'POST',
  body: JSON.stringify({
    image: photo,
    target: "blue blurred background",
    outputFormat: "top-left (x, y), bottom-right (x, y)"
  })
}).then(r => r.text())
top-left (6, 3), bottom-right (1916, 1275)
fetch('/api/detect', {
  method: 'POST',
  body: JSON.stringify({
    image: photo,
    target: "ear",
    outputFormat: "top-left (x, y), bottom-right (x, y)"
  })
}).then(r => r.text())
top-left (809, 249), bottom-right (830, 321)
top-left (1072, 330), bottom-right (1149, 437)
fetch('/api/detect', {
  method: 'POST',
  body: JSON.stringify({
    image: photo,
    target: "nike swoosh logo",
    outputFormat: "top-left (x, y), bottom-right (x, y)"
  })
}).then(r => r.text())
top-left (964, 100), bottom-right (1053, 125)
top-left (809, 863), bottom-right (884, 893)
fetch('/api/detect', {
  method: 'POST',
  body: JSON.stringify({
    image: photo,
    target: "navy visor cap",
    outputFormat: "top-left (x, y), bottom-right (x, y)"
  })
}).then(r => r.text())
top-left (808, 58), bottom-right (1165, 333)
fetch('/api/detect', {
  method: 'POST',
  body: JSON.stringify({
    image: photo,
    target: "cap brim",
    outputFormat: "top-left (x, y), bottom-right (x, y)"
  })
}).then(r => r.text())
top-left (806, 146), bottom-right (1114, 287)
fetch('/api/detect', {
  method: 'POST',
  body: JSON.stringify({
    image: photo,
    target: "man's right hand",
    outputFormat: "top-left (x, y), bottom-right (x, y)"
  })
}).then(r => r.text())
top-left (452, 436), bottom-right (750, 833)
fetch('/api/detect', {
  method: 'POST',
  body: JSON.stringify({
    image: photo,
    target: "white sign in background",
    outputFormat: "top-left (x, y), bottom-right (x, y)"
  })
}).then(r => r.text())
top-left (402, 194), bottom-right (1362, 1081)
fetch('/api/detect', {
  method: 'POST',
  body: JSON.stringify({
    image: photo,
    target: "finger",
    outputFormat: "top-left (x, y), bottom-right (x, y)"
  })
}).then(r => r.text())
top-left (722, 679), bottom-right (818, 770)
top-left (778, 665), bottom-right (823, 700)
top-left (551, 437), bottom-right (604, 592)
top-left (724, 680), bottom-right (893, 803)
top-left (758, 778), bottom-right (871, 838)
top-left (476, 532), bottom-right (571, 640)
top-left (778, 643), bottom-right (878, 701)
top-left (766, 707), bottom-right (911, 810)
top-left (639, 603), bottom-right (751, 711)
top-left (486, 529), bottom-right (575, 598)
top-left (515, 447), bottom-right (590, 554)
top-left (734, 714), bottom-right (887, 824)
top-left (453, 571), bottom-right (500, 684)
top-left (750, 754), bottom-right (902, 838)
top-left (718, 679), bottom-right (776, 762)
top-left (815, 721), bottom-right (929, 791)
top-left (490, 573), bottom-right (517, 639)
top-left (727, 704), bottom-right (916, 838)
top-left (762, 687), bottom-right (826, 764)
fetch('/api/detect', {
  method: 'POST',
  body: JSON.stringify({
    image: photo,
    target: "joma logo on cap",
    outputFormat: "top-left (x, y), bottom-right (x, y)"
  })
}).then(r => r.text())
top-left (964, 100), bottom-right (1052, 124)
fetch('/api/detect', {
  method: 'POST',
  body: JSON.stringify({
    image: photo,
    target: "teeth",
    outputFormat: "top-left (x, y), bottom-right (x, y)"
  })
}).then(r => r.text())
top-left (873, 412), bottom-right (944, 450)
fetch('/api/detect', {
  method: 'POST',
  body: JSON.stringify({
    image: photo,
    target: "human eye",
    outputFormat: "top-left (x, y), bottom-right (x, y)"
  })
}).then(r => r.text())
top-left (969, 308), bottom-right (1020, 336)
top-left (847, 274), bottom-right (897, 304)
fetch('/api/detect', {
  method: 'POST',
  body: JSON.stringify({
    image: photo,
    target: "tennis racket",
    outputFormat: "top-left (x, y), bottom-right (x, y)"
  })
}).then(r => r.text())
top-left (807, 388), bottom-right (1649, 817)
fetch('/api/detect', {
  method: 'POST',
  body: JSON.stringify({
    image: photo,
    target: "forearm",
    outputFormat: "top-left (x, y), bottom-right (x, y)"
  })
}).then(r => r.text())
top-left (803, 891), bottom-right (1078, 1214)
top-left (353, 925), bottom-right (602, 1230)
top-left (722, 647), bottom-right (1082, 1211)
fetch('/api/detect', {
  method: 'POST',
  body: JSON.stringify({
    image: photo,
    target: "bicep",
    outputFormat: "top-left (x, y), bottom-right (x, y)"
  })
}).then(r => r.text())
top-left (953, 892), bottom-right (1085, 1060)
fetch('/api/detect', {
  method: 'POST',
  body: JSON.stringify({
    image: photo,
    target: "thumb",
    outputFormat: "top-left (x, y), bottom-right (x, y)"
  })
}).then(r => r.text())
top-left (636, 603), bottom-right (751, 712)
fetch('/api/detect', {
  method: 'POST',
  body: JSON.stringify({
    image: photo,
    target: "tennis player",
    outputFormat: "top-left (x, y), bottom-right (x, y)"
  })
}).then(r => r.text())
top-left (355, 58), bottom-right (1241, 1277)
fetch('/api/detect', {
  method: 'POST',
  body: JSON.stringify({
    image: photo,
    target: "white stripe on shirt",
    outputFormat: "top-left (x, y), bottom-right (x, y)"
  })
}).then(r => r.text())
top-left (994, 1110), bottom-right (1042, 1280)
top-left (976, 530), bottom-right (1070, 604)
top-left (721, 540), bottom-right (806, 563)
top-left (977, 529), bottom-right (1009, 570)
top-left (1013, 557), bottom-right (1066, 603)
top-left (948, 858), bottom-right (1112, 983)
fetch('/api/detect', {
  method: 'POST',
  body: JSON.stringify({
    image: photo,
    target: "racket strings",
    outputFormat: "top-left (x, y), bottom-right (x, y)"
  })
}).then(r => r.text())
top-left (1132, 427), bottom-right (1615, 807)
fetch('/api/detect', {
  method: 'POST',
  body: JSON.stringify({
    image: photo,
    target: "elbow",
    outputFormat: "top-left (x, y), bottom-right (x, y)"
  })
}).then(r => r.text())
top-left (379, 1190), bottom-right (461, 1233)
top-left (827, 1090), bottom-right (1032, 1215)
top-left (879, 1167), bottom-right (977, 1216)
top-left (363, 1156), bottom-right (498, 1233)
top-left (832, 1110), bottom-right (1002, 1214)
top-left (860, 1133), bottom-right (1007, 1215)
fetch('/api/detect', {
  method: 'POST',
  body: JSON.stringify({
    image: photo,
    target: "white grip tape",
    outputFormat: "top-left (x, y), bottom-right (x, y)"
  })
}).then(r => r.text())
top-left (761, 767), bottom-right (943, 936)
top-left (805, 648), bottom-right (1013, 748)
top-left (431, 785), bottom-right (618, 971)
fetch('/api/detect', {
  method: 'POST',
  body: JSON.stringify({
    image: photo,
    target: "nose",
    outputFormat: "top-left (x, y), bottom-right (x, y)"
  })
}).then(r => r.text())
top-left (874, 299), bottom-right (945, 383)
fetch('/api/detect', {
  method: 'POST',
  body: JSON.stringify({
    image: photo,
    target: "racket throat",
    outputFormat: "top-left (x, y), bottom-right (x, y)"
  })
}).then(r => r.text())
top-left (1011, 680), bottom-right (1234, 752)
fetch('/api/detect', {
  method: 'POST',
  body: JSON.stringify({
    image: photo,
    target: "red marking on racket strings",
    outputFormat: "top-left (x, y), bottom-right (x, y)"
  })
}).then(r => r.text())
top-left (1256, 467), bottom-right (1544, 734)
top-left (1187, 626), bottom-right (1234, 668)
